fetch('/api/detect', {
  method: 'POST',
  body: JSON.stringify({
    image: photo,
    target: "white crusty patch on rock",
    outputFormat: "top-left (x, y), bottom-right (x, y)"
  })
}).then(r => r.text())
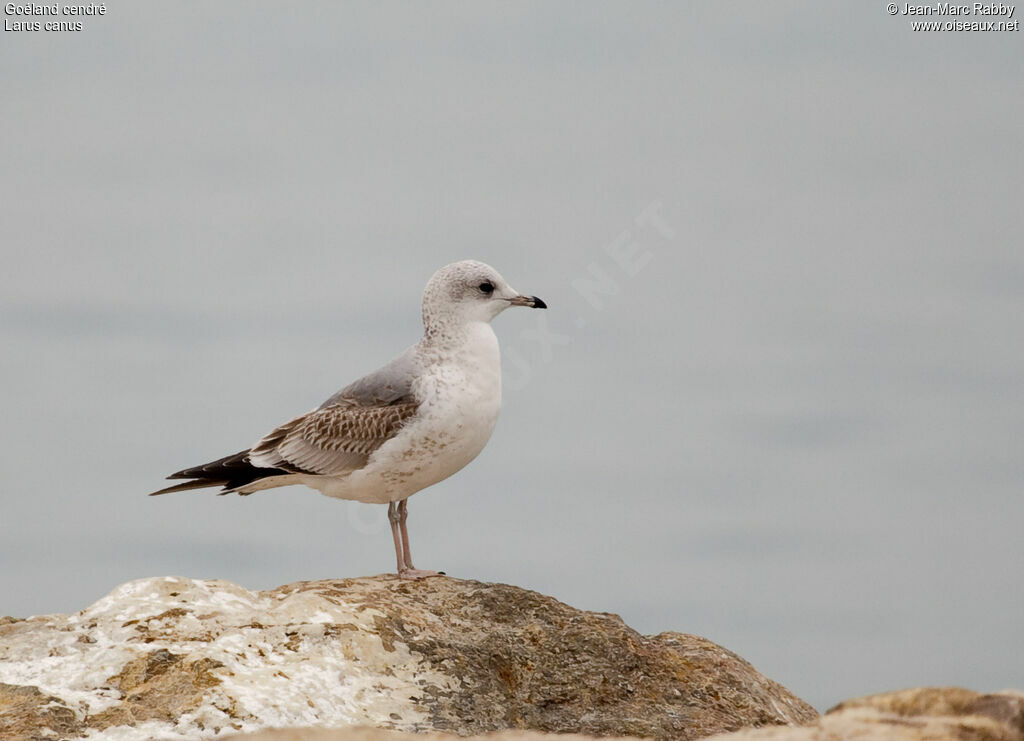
top-left (0, 576), bottom-right (452, 740)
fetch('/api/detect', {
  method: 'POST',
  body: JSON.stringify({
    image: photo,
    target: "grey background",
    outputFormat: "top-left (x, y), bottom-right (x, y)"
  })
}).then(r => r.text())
top-left (2, 1), bottom-right (1022, 712)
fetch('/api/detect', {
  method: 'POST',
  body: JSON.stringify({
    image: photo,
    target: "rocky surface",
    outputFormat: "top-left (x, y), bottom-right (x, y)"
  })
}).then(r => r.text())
top-left (235, 731), bottom-right (634, 741)
top-left (236, 732), bottom-right (635, 741)
top-left (228, 688), bottom-right (1024, 741)
top-left (0, 575), bottom-right (816, 740)
top-left (710, 687), bottom-right (1024, 741)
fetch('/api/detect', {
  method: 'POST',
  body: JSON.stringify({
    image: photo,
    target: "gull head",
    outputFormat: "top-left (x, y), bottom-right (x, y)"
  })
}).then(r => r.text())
top-left (422, 260), bottom-right (546, 330)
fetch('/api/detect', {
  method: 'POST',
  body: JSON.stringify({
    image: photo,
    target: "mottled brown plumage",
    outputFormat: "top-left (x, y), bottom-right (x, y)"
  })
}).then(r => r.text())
top-left (250, 399), bottom-right (420, 475)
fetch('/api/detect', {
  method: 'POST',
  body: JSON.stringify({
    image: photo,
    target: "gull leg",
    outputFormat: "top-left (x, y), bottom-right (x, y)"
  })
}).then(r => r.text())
top-left (388, 501), bottom-right (406, 574)
top-left (398, 499), bottom-right (415, 568)
top-left (396, 498), bottom-right (443, 580)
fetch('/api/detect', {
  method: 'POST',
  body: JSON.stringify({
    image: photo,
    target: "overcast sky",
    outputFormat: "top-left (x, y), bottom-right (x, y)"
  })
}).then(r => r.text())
top-left (2, 1), bottom-right (1022, 712)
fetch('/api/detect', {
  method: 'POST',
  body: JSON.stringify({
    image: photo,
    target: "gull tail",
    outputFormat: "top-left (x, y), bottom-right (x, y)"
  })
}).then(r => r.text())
top-left (149, 450), bottom-right (291, 496)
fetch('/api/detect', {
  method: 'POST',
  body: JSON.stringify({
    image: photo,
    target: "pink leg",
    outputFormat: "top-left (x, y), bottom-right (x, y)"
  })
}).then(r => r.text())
top-left (387, 502), bottom-right (406, 574)
top-left (398, 499), bottom-right (415, 568)
top-left (395, 499), bottom-right (443, 580)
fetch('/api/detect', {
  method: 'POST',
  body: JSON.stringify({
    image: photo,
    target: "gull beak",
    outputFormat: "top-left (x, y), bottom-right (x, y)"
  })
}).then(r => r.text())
top-left (508, 294), bottom-right (547, 309)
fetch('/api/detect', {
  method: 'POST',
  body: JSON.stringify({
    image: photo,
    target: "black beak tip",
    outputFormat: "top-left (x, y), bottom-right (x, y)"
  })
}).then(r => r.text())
top-left (532, 296), bottom-right (547, 309)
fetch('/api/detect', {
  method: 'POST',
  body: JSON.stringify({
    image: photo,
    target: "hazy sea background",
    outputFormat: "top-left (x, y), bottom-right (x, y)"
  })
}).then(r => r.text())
top-left (2, 2), bottom-right (1022, 711)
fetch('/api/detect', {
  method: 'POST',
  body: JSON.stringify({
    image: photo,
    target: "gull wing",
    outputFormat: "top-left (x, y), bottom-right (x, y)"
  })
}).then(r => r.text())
top-left (151, 345), bottom-right (424, 494)
top-left (247, 398), bottom-right (419, 476)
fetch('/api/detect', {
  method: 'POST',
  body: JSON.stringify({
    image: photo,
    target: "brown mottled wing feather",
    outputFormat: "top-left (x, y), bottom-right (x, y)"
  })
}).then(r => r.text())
top-left (248, 399), bottom-right (419, 476)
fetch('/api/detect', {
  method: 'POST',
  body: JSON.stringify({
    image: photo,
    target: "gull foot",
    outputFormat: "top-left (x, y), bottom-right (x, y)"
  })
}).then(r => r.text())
top-left (397, 568), bottom-right (445, 580)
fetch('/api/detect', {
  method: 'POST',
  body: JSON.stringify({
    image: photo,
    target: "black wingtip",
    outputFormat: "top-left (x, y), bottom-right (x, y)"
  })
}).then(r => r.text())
top-left (149, 476), bottom-right (234, 496)
top-left (531, 296), bottom-right (547, 309)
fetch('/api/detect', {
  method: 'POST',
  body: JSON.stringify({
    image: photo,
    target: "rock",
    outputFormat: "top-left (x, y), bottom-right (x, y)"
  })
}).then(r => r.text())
top-left (707, 687), bottom-right (1024, 741)
top-left (235, 731), bottom-right (634, 741)
top-left (0, 682), bottom-right (81, 741)
top-left (0, 575), bottom-right (815, 740)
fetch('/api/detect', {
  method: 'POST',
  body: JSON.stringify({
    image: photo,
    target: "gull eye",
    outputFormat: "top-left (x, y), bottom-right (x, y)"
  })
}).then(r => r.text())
top-left (478, 282), bottom-right (495, 294)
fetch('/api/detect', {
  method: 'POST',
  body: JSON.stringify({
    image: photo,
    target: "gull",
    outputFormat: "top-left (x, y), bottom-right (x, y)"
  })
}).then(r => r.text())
top-left (150, 260), bottom-right (547, 579)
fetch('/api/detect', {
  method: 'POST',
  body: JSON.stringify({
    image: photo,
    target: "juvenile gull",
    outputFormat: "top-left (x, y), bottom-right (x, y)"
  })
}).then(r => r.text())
top-left (150, 260), bottom-right (547, 579)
